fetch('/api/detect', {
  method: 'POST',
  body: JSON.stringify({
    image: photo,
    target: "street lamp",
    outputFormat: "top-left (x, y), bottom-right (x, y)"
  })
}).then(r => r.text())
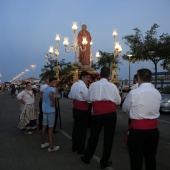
top-left (111, 29), bottom-right (122, 83)
top-left (31, 65), bottom-right (36, 77)
top-left (127, 54), bottom-right (132, 86)
top-left (49, 34), bottom-right (60, 81)
top-left (63, 21), bottom-right (88, 82)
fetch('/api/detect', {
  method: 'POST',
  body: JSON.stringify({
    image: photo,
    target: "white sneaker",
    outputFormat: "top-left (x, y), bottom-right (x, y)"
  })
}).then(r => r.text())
top-left (25, 131), bottom-right (32, 135)
top-left (41, 143), bottom-right (49, 149)
top-left (48, 146), bottom-right (60, 152)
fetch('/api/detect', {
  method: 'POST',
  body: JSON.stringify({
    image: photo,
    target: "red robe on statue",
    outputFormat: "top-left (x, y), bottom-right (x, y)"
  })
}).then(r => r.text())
top-left (77, 29), bottom-right (92, 65)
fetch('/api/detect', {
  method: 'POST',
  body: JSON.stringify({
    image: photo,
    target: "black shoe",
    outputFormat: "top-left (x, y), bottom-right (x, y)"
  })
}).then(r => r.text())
top-left (100, 161), bottom-right (112, 169)
top-left (81, 156), bottom-right (90, 164)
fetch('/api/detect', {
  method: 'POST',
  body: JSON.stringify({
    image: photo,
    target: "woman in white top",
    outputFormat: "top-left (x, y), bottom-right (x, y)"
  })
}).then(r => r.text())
top-left (17, 82), bottom-right (37, 134)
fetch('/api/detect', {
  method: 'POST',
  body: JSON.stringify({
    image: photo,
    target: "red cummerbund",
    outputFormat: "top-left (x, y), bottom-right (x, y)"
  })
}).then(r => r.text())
top-left (130, 119), bottom-right (158, 130)
top-left (92, 101), bottom-right (116, 115)
top-left (73, 100), bottom-right (89, 111)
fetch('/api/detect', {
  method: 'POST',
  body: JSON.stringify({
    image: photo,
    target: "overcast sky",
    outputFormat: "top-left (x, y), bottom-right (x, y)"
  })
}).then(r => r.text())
top-left (0, 0), bottom-right (170, 82)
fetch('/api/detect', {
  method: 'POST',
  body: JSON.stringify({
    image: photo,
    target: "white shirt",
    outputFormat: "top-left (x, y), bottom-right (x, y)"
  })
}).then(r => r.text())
top-left (130, 83), bottom-right (139, 90)
top-left (88, 78), bottom-right (121, 105)
top-left (122, 83), bottom-right (161, 119)
top-left (122, 84), bottom-right (129, 90)
top-left (17, 90), bottom-right (35, 104)
top-left (32, 84), bottom-right (37, 89)
top-left (68, 80), bottom-right (89, 101)
top-left (40, 84), bottom-right (48, 92)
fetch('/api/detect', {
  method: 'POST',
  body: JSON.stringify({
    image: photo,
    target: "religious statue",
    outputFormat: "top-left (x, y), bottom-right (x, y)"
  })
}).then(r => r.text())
top-left (77, 24), bottom-right (92, 67)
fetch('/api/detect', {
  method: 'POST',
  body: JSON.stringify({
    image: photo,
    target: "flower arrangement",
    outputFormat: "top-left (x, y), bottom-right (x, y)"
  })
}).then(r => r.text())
top-left (57, 71), bottom-right (100, 93)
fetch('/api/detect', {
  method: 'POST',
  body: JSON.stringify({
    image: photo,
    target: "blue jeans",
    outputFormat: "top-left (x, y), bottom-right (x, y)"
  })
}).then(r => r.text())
top-left (42, 112), bottom-right (55, 127)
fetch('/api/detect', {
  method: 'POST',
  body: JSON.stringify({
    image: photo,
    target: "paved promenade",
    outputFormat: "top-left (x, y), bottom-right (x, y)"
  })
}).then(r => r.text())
top-left (0, 92), bottom-right (170, 170)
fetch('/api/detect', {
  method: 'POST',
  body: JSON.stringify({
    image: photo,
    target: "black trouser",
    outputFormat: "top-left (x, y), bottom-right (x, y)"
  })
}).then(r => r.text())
top-left (128, 128), bottom-right (159, 170)
top-left (84, 112), bottom-right (117, 163)
top-left (72, 108), bottom-right (89, 153)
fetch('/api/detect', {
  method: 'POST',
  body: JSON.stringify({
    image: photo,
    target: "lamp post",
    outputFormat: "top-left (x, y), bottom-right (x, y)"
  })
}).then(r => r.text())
top-left (127, 54), bottom-right (132, 86)
top-left (49, 34), bottom-right (60, 81)
top-left (111, 29), bottom-right (122, 83)
top-left (63, 21), bottom-right (88, 82)
top-left (31, 64), bottom-right (36, 77)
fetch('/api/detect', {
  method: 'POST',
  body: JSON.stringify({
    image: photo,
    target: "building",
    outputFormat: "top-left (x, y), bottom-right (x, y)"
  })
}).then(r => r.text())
top-left (24, 77), bottom-right (40, 84)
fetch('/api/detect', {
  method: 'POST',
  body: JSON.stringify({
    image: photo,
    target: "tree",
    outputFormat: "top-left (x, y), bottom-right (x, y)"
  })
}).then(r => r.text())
top-left (158, 33), bottom-right (170, 69)
top-left (39, 58), bottom-right (74, 80)
top-left (122, 24), bottom-right (170, 87)
top-left (97, 51), bottom-right (120, 68)
top-left (91, 61), bottom-right (99, 70)
top-left (59, 62), bottom-right (74, 76)
top-left (39, 58), bottom-right (56, 80)
top-left (58, 59), bottom-right (67, 69)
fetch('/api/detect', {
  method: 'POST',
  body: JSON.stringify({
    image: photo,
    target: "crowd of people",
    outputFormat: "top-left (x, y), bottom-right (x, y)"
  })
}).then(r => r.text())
top-left (0, 66), bottom-right (161, 170)
top-left (0, 23), bottom-right (161, 169)
top-left (68, 67), bottom-right (161, 170)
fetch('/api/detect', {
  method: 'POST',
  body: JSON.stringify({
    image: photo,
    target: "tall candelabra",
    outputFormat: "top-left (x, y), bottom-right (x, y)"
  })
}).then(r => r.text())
top-left (63, 21), bottom-right (88, 82)
top-left (90, 41), bottom-right (100, 66)
top-left (49, 34), bottom-right (60, 81)
top-left (111, 29), bottom-right (122, 83)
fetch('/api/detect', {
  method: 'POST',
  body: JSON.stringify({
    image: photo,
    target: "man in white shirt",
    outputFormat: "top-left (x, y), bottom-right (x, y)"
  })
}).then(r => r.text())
top-left (122, 68), bottom-right (161, 170)
top-left (68, 71), bottom-right (90, 154)
top-left (130, 74), bottom-right (139, 90)
top-left (121, 79), bottom-right (131, 98)
top-left (81, 67), bottom-right (121, 169)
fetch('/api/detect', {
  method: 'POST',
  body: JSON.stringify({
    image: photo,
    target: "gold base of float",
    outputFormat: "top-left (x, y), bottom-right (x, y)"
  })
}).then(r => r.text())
top-left (110, 67), bottom-right (119, 86)
top-left (73, 64), bottom-right (94, 83)
top-left (73, 65), bottom-right (119, 85)
top-left (54, 69), bottom-right (60, 81)
top-left (73, 65), bottom-right (79, 83)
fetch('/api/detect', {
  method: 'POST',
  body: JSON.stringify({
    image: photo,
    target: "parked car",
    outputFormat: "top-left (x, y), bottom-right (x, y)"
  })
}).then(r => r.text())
top-left (160, 86), bottom-right (170, 113)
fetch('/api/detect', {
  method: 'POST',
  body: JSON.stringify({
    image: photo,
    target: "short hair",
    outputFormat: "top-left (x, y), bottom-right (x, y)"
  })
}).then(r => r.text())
top-left (80, 71), bottom-right (89, 79)
top-left (25, 82), bottom-right (31, 86)
top-left (49, 77), bottom-right (55, 83)
top-left (137, 69), bottom-right (152, 82)
top-left (82, 24), bottom-right (87, 28)
top-left (100, 67), bottom-right (110, 78)
top-left (134, 74), bottom-right (138, 80)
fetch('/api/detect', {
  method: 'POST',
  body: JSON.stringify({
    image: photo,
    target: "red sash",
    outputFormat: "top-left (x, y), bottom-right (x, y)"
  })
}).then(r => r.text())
top-left (92, 101), bottom-right (116, 115)
top-left (130, 119), bottom-right (158, 130)
top-left (73, 100), bottom-right (89, 111)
